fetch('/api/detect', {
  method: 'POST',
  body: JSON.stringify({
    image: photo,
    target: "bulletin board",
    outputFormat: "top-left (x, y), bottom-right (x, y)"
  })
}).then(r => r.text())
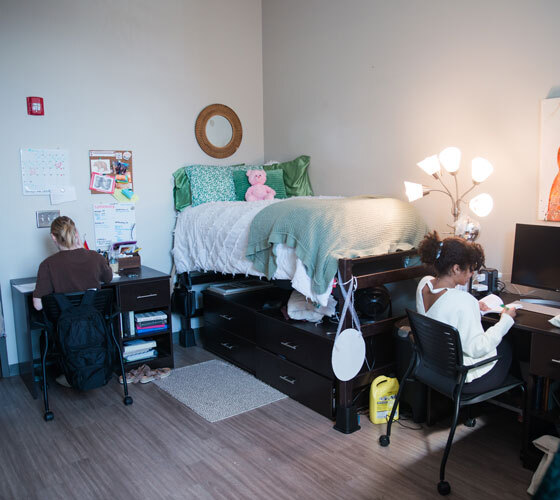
top-left (89, 150), bottom-right (134, 195)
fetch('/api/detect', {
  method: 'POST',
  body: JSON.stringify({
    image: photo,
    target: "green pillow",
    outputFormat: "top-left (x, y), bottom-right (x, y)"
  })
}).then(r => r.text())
top-left (173, 166), bottom-right (191, 211)
top-left (232, 169), bottom-right (287, 201)
top-left (172, 164), bottom-right (245, 210)
top-left (263, 155), bottom-right (313, 197)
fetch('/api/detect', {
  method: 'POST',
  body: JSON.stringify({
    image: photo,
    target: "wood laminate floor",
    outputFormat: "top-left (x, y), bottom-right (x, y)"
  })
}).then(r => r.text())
top-left (0, 345), bottom-right (533, 499)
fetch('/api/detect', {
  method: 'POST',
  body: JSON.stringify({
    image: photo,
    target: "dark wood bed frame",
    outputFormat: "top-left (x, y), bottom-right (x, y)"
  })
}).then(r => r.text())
top-left (333, 249), bottom-right (426, 432)
top-left (178, 248), bottom-right (426, 434)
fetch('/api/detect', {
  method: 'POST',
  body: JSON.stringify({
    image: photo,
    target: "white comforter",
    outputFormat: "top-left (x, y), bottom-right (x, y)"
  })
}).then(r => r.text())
top-left (172, 198), bottom-right (335, 305)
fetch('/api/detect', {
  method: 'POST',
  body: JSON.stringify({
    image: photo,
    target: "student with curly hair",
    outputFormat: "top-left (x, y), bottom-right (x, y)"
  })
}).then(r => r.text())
top-left (416, 231), bottom-right (516, 393)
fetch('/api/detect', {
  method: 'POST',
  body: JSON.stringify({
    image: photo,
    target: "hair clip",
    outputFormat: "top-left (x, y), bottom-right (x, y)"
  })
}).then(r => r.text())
top-left (435, 241), bottom-right (443, 260)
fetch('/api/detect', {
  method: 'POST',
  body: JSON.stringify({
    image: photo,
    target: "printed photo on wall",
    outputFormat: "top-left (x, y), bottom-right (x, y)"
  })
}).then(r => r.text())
top-left (539, 98), bottom-right (560, 221)
top-left (90, 172), bottom-right (116, 194)
top-left (90, 158), bottom-right (112, 174)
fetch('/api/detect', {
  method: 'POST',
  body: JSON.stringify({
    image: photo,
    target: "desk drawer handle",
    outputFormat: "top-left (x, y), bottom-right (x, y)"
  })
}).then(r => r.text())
top-left (551, 359), bottom-right (560, 365)
top-left (220, 342), bottom-right (235, 350)
top-left (280, 341), bottom-right (298, 350)
top-left (279, 375), bottom-right (296, 385)
top-left (137, 293), bottom-right (157, 299)
top-left (219, 314), bottom-right (234, 321)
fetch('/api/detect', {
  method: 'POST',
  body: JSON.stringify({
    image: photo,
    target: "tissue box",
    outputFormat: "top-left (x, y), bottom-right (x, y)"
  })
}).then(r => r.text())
top-left (118, 255), bottom-right (141, 272)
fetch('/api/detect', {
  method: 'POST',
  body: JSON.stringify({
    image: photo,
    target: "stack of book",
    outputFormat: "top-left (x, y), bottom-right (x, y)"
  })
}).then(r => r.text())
top-left (123, 338), bottom-right (157, 363)
top-left (135, 311), bottom-right (167, 336)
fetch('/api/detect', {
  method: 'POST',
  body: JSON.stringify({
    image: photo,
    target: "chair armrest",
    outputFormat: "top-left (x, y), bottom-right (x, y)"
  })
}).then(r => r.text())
top-left (464, 355), bottom-right (501, 371)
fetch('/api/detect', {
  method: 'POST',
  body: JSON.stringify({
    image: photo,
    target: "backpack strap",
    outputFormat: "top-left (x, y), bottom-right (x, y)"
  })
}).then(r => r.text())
top-left (53, 293), bottom-right (73, 312)
top-left (80, 289), bottom-right (98, 307)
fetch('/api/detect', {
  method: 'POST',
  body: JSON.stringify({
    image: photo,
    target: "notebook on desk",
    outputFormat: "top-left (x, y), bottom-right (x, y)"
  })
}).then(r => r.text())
top-left (511, 300), bottom-right (560, 317)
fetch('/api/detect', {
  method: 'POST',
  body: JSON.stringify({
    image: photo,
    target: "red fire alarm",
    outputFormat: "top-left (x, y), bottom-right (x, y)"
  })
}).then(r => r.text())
top-left (27, 97), bottom-right (44, 115)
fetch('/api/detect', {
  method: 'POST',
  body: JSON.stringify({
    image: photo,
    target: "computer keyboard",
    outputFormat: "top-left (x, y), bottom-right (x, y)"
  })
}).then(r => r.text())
top-left (511, 300), bottom-right (560, 317)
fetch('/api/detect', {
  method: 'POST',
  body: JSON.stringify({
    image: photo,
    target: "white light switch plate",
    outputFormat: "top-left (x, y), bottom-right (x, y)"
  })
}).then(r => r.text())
top-left (36, 210), bottom-right (60, 228)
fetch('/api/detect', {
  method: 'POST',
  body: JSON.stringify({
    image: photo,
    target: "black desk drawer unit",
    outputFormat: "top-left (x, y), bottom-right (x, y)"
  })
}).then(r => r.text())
top-left (531, 334), bottom-right (560, 378)
top-left (202, 324), bottom-right (255, 373)
top-left (118, 279), bottom-right (170, 311)
top-left (256, 347), bottom-right (334, 418)
top-left (203, 293), bottom-right (255, 341)
top-left (256, 315), bottom-right (334, 378)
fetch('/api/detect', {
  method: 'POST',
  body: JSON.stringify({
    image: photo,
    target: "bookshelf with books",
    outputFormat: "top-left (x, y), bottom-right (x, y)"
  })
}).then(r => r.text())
top-left (115, 267), bottom-right (174, 370)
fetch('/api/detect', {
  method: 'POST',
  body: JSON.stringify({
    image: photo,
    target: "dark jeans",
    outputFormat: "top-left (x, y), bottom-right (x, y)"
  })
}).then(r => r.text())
top-left (462, 340), bottom-right (512, 394)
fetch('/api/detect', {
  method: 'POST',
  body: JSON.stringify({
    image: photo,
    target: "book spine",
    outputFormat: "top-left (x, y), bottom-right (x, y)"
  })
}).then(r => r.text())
top-left (135, 319), bottom-right (167, 327)
top-left (136, 323), bottom-right (166, 330)
top-left (136, 327), bottom-right (167, 336)
top-left (129, 311), bottom-right (136, 337)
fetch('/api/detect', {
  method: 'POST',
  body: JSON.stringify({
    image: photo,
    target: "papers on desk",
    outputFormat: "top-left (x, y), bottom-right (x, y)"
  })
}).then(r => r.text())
top-left (13, 282), bottom-right (36, 293)
top-left (479, 294), bottom-right (523, 315)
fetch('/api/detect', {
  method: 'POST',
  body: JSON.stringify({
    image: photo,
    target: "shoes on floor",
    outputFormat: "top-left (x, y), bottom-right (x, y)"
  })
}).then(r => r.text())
top-left (119, 365), bottom-right (172, 384)
top-left (55, 374), bottom-right (71, 388)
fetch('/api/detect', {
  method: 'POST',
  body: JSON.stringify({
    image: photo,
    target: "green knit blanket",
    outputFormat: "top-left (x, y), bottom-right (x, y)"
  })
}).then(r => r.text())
top-left (245, 196), bottom-right (429, 296)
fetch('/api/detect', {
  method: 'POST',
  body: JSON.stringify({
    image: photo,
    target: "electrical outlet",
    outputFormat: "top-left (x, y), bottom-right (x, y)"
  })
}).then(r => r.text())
top-left (36, 210), bottom-right (60, 228)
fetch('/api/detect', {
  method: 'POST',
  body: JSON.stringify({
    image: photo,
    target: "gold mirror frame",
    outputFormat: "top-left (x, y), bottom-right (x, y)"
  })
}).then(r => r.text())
top-left (195, 104), bottom-right (242, 159)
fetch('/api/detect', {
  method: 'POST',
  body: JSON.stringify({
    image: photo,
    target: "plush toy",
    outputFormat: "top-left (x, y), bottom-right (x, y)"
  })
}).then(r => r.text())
top-left (245, 170), bottom-right (276, 201)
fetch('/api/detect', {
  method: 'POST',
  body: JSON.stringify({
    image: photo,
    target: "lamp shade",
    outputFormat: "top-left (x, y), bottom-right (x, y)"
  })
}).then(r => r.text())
top-left (469, 193), bottom-right (493, 217)
top-left (438, 147), bottom-right (461, 173)
top-left (404, 181), bottom-right (425, 202)
top-left (471, 157), bottom-right (494, 183)
top-left (417, 155), bottom-right (441, 176)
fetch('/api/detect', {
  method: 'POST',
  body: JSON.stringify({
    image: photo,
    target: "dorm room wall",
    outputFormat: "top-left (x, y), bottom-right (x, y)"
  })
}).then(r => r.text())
top-left (262, 0), bottom-right (560, 290)
top-left (0, 0), bottom-right (264, 368)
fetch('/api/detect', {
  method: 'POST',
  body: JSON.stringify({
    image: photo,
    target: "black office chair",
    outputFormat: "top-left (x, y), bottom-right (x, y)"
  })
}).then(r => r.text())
top-left (379, 309), bottom-right (526, 496)
top-left (40, 289), bottom-right (133, 422)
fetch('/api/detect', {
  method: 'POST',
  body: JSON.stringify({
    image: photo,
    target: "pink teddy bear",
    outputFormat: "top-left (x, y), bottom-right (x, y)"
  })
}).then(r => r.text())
top-left (245, 169), bottom-right (276, 201)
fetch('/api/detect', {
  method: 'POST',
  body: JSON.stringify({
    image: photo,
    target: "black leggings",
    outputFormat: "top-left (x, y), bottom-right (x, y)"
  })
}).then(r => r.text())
top-left (462, 340), bottom-right (512, 394)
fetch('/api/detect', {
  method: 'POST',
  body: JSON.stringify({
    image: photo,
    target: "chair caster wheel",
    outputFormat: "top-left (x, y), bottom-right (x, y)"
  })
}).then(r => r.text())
top-left (44, 411), bottom-right (54, 422)
top-left (379, 435), bottom-right (390, 447)
top-left (437, 481), bottom-right (451, 495)
top-left (123, 396), bottom-right (133, 406)
top-left (465, 417), bottom-right (476, 428)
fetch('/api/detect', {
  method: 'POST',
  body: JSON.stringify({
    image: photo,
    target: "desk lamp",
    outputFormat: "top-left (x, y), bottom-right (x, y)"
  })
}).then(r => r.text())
top-left (404, 147), bottom-right (494, 240)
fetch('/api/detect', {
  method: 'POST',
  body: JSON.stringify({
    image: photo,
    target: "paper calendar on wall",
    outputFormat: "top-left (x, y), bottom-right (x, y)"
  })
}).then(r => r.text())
top-left (20, 148), bottom-right (70, 195)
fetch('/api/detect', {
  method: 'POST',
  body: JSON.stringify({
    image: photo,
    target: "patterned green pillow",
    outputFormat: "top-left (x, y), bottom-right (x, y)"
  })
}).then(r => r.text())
top-left (232, 168), bottom-right (287, 201)
top-left (188, 166), bottom-right (238, 206)
top-left (173, 164), bottom-right (245, 210)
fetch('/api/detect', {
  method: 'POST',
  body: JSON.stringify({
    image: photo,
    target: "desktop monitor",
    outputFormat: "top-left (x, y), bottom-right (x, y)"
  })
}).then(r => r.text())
top-left (511, 223), bottom-right (560, 293)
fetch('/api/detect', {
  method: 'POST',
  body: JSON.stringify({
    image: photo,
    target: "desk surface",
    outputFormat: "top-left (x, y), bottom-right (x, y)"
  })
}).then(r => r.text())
top-left (483, 292), bottom-right (560, 338)
top-left (10, 265), bottom-right (169, 291)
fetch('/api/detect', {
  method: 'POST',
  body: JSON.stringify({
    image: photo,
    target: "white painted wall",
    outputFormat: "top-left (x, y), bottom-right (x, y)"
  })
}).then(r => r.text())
top-left (262, 0), bottom-right (560, 297)
top-left (0, 0), bottom-right (263, 365)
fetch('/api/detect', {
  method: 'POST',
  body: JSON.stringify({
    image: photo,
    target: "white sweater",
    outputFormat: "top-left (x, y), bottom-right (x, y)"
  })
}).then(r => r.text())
top-left (416, 276), bottom-right (514, 383)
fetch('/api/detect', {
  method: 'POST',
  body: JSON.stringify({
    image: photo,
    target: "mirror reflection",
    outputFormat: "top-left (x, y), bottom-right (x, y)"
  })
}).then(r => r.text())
top-left (206, 115), bottom-right (233, 148)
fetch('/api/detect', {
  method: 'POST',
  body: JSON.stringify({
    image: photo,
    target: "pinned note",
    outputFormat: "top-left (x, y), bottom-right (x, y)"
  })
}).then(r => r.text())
top-left (50, 185), bottom-right (77, 204)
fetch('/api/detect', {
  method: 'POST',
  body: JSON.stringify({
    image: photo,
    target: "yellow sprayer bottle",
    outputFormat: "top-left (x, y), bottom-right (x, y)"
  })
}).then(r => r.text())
top-left (369, 375), bottom-right (399, 424)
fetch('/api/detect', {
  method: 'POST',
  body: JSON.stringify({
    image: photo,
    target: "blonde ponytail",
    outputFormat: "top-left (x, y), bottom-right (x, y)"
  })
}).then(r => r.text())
top-left (50, 216), bottom-right (78, 249)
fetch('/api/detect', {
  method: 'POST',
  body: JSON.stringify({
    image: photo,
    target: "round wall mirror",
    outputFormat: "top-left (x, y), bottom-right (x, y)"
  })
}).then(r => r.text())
top-left (195, 104), bottom-right (242, 158)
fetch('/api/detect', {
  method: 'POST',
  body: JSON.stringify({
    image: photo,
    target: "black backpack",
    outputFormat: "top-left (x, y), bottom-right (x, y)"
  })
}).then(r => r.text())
top-left (53, 290), bottom-right (114, 391)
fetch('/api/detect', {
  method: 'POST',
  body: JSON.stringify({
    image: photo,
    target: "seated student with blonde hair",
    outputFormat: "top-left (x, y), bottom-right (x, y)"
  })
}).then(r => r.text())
top-left (33, 216), bottom-right (112, 311)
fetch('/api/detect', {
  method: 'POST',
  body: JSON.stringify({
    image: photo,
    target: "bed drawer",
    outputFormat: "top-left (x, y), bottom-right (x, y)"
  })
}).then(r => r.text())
top-left (203, 293), bottom-right (255, 342)
top-left (118, 279), bottom-right (170, 312)
top-left (255, 347), bottom-right (334, 418)
top-left (531, 334), bottom-right (560, 379)
top-left (256, 315), bottom-right (333, 378)
top-left (201, 324), bottom-right (255, 373)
